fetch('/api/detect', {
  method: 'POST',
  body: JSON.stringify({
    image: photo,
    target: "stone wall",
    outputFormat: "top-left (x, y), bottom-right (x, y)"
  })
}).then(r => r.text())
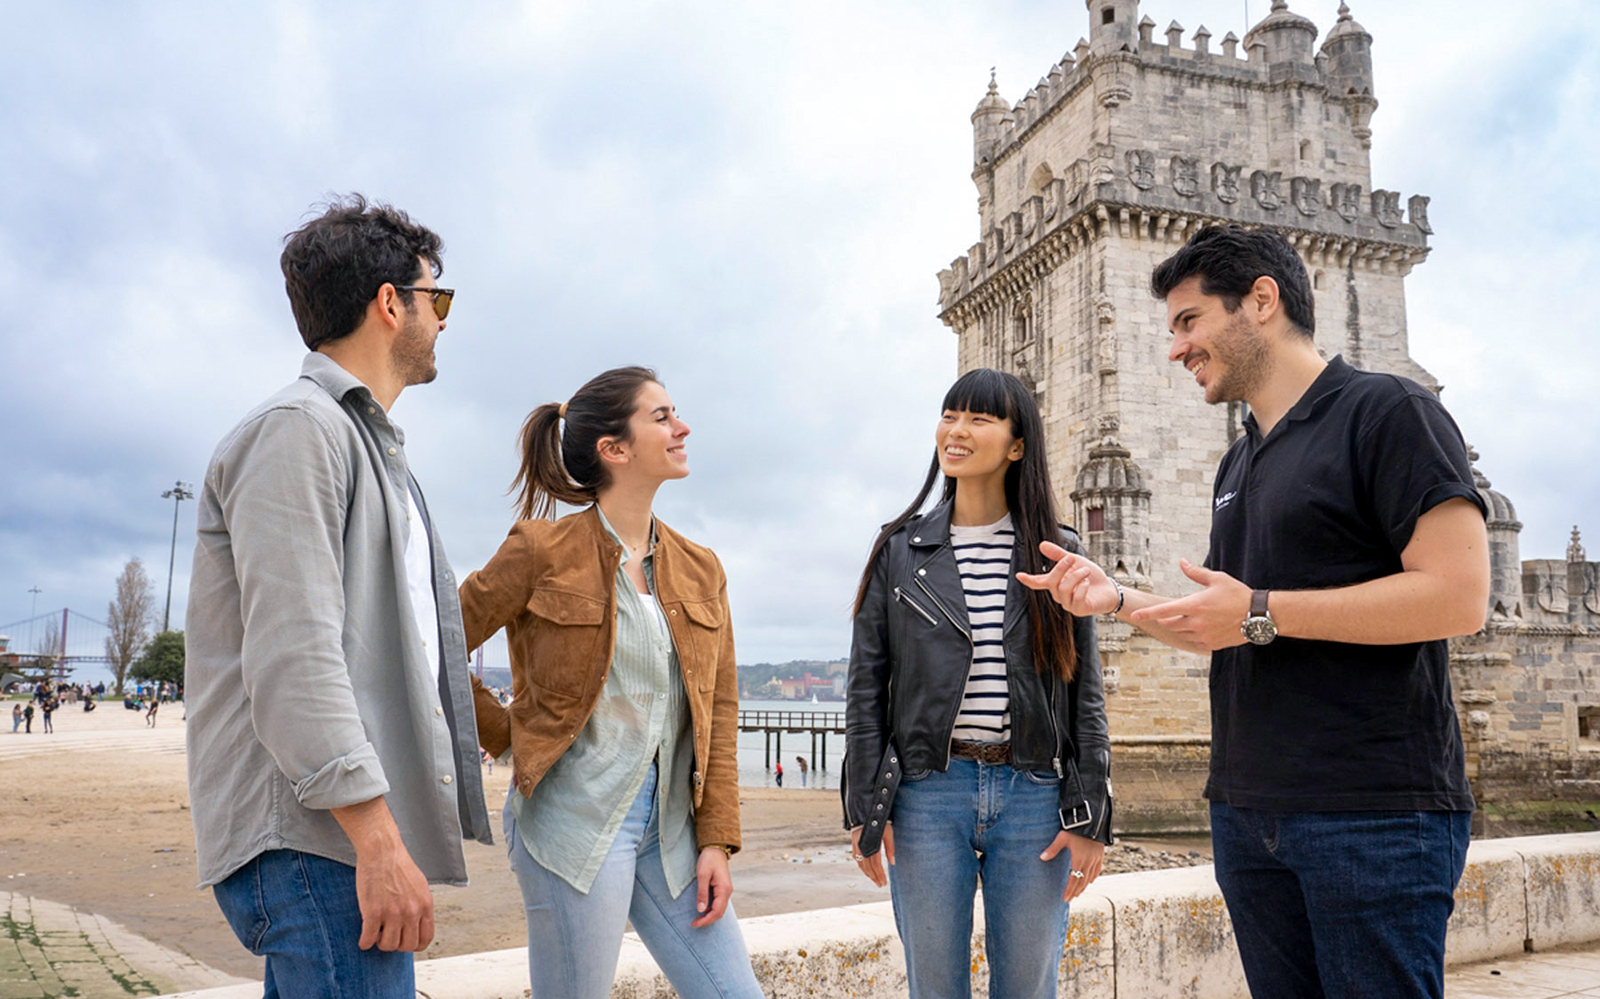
top-left (1453, 621), bottom-right (1600, 834)
top-left (153, 832), bottom-right (1600, 999)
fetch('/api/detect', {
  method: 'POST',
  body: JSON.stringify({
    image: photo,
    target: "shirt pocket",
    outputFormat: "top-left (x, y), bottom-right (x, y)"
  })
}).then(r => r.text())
top-left (678, 597), bottom-right (724, 691)
top-left (523, 588), bottom-right (609, 696)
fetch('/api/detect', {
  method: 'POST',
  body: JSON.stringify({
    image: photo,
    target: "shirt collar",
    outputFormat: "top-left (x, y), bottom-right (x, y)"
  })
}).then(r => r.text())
top-left (594, 505), bottom-right (658, 568)
top-left (299, 352), bottom-right (403, 442)
top-left (1243, 354), bottom-right (1355, 438)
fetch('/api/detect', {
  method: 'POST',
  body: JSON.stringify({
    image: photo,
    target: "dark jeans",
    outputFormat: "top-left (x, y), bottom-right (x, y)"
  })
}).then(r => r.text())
top-left (1210, 803), bottom-right (1470, 999)
top-left (213, 849), bottom-right (413, 999)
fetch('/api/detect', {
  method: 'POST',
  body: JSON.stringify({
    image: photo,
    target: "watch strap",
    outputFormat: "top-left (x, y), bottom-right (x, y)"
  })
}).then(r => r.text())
top-left (1250, 589), bottom-right (1271, 617)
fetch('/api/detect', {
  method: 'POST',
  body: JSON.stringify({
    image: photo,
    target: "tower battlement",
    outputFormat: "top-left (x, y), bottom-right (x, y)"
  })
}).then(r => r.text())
top-left (958, 0), bottom-right (1408, 311)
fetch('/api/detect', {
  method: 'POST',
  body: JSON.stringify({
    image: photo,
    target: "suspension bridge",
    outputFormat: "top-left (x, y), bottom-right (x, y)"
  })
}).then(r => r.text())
top-left (0, 609), bottom-right (116, 683)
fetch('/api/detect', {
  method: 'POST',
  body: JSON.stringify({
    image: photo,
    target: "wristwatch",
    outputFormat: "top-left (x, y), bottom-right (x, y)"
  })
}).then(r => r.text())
top-left (1241, 589), bottom-right (1277, 645)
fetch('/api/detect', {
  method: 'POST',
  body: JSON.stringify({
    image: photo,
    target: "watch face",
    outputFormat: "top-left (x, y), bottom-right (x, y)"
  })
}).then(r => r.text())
top-left (1243, 616), bottom-right (1277, 645)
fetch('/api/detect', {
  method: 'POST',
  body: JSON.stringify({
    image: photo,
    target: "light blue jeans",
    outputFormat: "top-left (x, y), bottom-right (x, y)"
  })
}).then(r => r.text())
top-left (505, 762), bottom-right (764, 999)
top-left (888, 757), bottom-right (1073, 999)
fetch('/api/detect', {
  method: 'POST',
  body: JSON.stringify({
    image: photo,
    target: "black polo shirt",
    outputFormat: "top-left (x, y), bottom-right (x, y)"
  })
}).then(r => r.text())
top-left (1203, 355), bottom-right (1483, 813)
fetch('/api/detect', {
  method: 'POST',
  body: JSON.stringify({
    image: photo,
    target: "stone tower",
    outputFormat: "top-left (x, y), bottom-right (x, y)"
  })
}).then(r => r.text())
top-left (936, 1), bottom-right (1456, 827)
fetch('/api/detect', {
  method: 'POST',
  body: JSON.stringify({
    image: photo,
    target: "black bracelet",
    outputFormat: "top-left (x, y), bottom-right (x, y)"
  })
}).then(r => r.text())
top-left (1111, 578), bottom-right (1125, 615)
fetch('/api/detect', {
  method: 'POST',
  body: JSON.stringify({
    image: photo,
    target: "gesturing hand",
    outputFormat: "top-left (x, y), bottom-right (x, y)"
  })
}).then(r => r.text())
top-left (1041, 830), bottom-right (1105, 903)
top-left (1127, 559), bottom-right (1252, 651)
top-left (1017, 541), bottom-right (1120, 617)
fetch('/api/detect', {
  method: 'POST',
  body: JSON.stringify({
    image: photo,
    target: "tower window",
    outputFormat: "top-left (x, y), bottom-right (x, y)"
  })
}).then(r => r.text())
top-left (1580, 707), bottom-right (1600, 745)
top-left (1313, 270), bottom-right (1324, 290)
top-left (1102, 7), bottom-right (1115, 24)
top-left (1087, 508), bottom-right (1106, 532)
top-left (1299, 139), bottom-right (1311, 161)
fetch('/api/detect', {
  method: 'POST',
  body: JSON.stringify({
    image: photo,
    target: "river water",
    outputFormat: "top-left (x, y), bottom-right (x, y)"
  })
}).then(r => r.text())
top-left (737, 697), bottom-right (845, 790)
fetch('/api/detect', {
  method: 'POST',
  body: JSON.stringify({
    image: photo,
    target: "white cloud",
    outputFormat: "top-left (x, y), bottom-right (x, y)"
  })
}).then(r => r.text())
top-left (1, 0), bottom-right (1594, 677)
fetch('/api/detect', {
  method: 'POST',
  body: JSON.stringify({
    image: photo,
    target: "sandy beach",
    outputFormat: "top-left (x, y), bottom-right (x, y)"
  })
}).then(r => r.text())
top-left (0, 699), bottom-right (1208, 981)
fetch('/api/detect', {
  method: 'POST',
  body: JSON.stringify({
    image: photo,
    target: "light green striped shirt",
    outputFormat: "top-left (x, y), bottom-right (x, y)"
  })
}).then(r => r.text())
top-left (510, 508), bottom-right (697, 896)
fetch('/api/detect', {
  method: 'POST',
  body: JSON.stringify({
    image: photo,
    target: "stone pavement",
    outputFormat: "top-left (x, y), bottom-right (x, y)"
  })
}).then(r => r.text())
top-left (0, 728), bottom-right (186, 764)
top-left (1, 891), bottom-right (247, 999)
top-left (1446, 945), bottom-right (1600, 998)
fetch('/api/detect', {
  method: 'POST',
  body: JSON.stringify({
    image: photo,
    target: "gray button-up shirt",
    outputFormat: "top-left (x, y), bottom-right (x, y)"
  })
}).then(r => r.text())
top-left (186, 353), bottom-right (491, 888)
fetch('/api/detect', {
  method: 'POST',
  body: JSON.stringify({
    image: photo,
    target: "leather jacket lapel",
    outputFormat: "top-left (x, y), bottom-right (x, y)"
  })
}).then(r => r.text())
top-left (908, 501), bottom-right (970, 638)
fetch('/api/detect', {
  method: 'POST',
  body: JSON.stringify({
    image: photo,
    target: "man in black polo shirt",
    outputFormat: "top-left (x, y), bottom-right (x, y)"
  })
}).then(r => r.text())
top-left (1020, 224), bottom-right (1489, 999)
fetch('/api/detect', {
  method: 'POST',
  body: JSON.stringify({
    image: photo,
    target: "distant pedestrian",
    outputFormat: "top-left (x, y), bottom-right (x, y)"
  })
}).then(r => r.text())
top-left (40, 699), bottom-right (54, 734)
top-left (775, 761), bottom-right (784, 788)
top-left (795, 756), bottom-right (809, 788)
top-left (11, 703), bottom-right (21, 732)
top-left (145, 698), bottom-right (159, 727)
top-left (22, 702), bottom-right (33, 733)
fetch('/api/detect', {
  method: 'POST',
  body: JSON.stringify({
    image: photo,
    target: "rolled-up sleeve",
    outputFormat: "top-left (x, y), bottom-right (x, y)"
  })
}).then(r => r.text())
top-left (218, 406), bottom-right (389, 810)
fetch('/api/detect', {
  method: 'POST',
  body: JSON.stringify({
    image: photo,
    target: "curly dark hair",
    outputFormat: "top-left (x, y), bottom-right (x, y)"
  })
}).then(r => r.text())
top-left (280, 194), bottom-right (444, 350)
top-left (1150, 223), bottom-right (1314, 338)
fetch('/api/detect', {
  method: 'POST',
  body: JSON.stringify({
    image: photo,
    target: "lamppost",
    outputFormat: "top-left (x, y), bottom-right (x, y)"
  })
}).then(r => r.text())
top-left (161, 481), bottom-right (194, 631)
top-left (27, 585), bottom-right (40, 651)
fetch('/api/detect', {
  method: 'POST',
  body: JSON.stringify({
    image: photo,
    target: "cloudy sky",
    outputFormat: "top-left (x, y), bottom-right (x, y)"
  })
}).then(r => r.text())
top-left (2, 0), bottom-right (1594, 680)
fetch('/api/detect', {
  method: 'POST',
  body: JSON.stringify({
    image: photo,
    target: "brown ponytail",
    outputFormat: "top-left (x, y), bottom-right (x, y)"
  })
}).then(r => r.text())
top-left (510, 365), bottom-right (659, 521)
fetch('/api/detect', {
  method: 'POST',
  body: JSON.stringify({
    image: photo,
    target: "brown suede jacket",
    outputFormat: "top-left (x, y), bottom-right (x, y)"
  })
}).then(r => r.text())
top-left (461, 506), bottom-right (741, 853)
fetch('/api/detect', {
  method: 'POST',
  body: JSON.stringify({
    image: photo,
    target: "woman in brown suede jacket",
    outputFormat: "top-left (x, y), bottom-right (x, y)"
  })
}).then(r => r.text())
top-left (461, 366), bottom-right (760, 999)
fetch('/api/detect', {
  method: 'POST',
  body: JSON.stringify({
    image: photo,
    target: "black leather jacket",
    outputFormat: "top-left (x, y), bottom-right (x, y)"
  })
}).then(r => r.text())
top-left (842, 500), bottom-right (1113, 856)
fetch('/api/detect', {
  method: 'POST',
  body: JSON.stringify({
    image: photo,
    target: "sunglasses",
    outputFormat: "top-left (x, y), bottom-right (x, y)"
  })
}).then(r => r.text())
top-left (394, 284), bottom-right (455, 320)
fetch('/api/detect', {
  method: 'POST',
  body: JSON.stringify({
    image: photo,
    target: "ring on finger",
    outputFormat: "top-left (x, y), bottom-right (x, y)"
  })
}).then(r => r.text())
top-left (1070, 870), bottom-right (1085, 879)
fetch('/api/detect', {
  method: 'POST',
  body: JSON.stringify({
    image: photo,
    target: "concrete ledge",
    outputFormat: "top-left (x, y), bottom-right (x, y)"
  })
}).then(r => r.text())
top-left (159, 831), bottom-right (1600, 999)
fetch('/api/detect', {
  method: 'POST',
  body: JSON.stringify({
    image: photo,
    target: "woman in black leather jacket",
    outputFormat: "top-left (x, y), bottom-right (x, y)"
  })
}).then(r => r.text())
top-left (843, 368), bottom-right (1112, 999)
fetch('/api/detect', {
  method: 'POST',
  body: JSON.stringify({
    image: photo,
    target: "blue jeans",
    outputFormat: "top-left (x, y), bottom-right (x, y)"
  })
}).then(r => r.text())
top-left (1210, 803), bottom-right (1471, 999)
top-left (888, 757), bottom-right (1072, 999)
top-left (505, 763), bottom-right (763, 999)
top-left (212, 849), bottom-right (412, 999)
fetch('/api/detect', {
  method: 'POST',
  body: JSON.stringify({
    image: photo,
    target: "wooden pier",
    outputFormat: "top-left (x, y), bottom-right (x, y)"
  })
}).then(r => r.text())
top-left (738, 709), bottom-right (845, 771)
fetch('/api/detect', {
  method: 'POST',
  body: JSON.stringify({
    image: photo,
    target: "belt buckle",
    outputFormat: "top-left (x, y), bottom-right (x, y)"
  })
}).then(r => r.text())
top-left (1059, 798), bottom-right (1093, 831)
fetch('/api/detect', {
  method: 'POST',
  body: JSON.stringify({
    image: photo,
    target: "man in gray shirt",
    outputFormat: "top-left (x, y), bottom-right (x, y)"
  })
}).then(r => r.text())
top-left (185, 196), bottom-right (491, 997)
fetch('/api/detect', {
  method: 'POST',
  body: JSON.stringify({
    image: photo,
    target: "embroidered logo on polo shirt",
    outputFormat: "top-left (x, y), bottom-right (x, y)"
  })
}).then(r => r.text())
top-left (1215, 491), bottom-right (1238, 512)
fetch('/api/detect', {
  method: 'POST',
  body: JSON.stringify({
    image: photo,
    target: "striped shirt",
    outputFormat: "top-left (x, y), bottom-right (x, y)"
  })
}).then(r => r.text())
top-left (949, 514), bottom-right (1013, 743)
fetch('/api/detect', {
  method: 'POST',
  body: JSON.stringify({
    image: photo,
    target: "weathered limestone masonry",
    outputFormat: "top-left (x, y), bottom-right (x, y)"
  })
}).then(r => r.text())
top-left (936, 0), bottom-right (1599, 832)
top-left (155, 832), bottom-right (1600, 999)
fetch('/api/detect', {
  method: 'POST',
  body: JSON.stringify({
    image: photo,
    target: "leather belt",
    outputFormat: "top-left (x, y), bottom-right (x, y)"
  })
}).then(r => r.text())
top-left (949, 739), bottom-right (1011, 765)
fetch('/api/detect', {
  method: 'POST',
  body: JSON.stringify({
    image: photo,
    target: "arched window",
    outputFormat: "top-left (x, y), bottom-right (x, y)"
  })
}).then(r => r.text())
top-left (1012, 295), bottom-right (1032, 346)
top-left (1299, 139), bottom-right (1312, 161)
top-left (1027, 162), bottom-right (1054, 197)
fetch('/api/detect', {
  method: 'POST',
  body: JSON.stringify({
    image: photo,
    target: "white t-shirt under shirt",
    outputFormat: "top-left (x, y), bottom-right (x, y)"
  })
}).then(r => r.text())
top-left (948, 513), bottom-right (1013, 743)
top-left (403, 484), bottom-right (441, 683)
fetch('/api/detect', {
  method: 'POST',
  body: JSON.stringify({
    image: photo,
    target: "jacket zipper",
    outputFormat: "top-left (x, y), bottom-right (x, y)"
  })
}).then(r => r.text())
top-left (914, 557), bottom-right (973, 771)
top-left (893, 586), bottom-right (939, 627)
top-left (1048, 667), bottom-right (1063, 778)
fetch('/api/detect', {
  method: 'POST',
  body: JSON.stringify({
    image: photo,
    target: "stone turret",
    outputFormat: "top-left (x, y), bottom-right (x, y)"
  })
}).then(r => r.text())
top-left (1086, 0), bottom-right (1140, 56)
top-left (1470, 447), bottom-right (1523, 619)
top-left (1070, 419), bottom-right (1152, 588)
top-left (971, 71), bottom-right (1010, 168)
top-left (1242, 0), bottom-right (1317, 64)
top-left (1320, 2), bottom-right (1378, 148)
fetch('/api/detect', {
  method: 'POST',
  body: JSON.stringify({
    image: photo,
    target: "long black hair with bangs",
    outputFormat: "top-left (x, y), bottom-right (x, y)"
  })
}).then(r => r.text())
top-left (852, 368), bottom-right (1078, 681)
